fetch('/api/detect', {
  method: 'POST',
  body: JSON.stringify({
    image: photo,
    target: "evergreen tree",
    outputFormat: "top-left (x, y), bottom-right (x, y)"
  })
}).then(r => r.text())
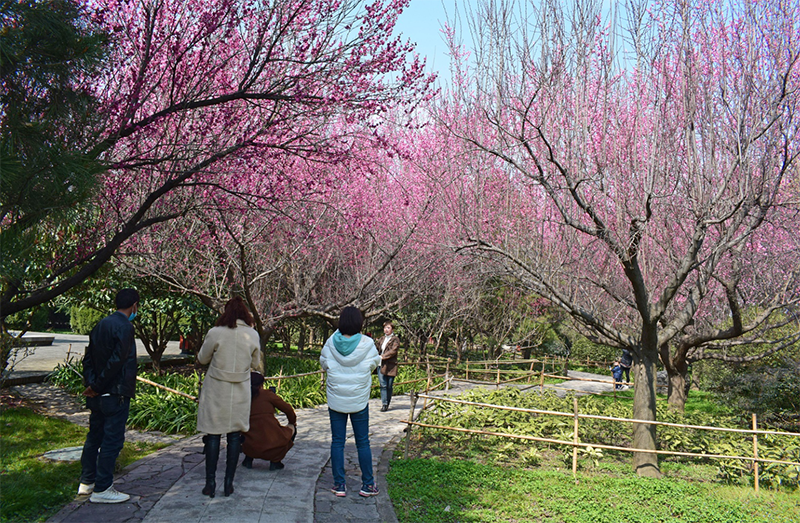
top-left (1, 0), bottom-right (107, 321)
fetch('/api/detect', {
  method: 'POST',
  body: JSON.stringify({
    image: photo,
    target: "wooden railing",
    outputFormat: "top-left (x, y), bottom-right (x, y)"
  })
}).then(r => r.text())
top-left (402, 392), bottom-right (800, 493)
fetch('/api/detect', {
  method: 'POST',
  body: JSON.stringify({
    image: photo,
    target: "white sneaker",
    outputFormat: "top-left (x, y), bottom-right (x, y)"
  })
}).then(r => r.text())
top-left (89, 485), bottom-right (130, 503)
top-left (77, 483), bottom-right (94, 495)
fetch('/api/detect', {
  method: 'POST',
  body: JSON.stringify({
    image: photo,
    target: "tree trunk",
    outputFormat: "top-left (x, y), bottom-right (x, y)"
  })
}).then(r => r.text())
top-left (661, 341), bottom-right (689, 412)
top-left (667, 370), bottom-right (688, 411)
top-left (297, 323), bottom-right (307, 354)
top-left (631, 332), bottom-right (661, 478)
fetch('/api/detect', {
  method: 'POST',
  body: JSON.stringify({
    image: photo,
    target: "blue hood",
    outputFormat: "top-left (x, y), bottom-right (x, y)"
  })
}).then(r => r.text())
top-left (332, 330), bottom-right (362, 356)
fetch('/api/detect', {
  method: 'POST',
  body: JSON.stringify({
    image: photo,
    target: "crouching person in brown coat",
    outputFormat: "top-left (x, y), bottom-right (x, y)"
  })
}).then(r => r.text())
top-left (242, 372), bottom-right (297, 471)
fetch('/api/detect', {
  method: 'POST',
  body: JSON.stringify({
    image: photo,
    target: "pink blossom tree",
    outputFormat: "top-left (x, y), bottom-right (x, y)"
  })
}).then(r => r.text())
top-left (440, 0), bottom-right (800, 476)
top-left (1, 0), bottom-right (435, 321)
top-left (119, 119), bottom-right (447, 346)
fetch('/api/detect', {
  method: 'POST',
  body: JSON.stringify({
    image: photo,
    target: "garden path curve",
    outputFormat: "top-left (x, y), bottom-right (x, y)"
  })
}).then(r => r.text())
top-left (48, 395), bottom-right (413, 523)
top-left (43, 371), bottom-right (616, 523)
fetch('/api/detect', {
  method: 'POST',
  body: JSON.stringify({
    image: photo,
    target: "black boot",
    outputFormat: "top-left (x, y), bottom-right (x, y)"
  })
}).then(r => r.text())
top-left (224, 432), bottom-right (241, 496)
top-left (202, 434), bottom-right (221, 498)
top-left (242, 456), bottom-right (253, 469)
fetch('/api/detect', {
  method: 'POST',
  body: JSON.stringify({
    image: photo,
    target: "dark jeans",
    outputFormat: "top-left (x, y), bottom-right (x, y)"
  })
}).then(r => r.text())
top-left (80, 395), bottom-right (130, 492)
top-left (377, 368), bottom-right (394, 406)
top-left (328, 405), bottom-right (373, 489)
top-left (621, 366), bottom-right (631, 383)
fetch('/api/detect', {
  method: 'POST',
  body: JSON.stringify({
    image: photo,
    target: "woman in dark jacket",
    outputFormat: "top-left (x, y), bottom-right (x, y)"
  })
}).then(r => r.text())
top-left (241, 372), bottom-right (297, 470)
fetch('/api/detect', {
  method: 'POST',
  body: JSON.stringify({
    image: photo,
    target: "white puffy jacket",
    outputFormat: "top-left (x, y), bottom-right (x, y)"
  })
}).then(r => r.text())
top-left (320, 332), bottom-right (381, 413)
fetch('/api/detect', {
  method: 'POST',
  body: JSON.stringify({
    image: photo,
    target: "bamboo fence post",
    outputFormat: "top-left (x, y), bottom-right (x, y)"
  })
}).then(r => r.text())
top-left (424, 359), bottom-right (432, 409)
top-left (496, 366), bottom-right (501, 389)
top-left (136, 376), bottom-right (198, 401)
top-left (466, 359), bottom-right (470, 381)
top-left (572, 397), bottom-right (579, 475)
top-left (277, 366), bottom-right (284, 393)
top-left (539, 367), bottom-right (546, 392)
top-left (404, 392), bottom-right (419, 459)
top-left (753, 413), bottom-right (759, 493)
top-left (445, 359), bottom-right (451, 392)
top-left (528, 360), bottom-right (535, 383)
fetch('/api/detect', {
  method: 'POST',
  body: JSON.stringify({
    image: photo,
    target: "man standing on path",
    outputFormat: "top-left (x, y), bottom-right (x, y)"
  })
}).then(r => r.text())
top-left (620, 348), bottom-right (633, 386)
top-left (375, 321), bottom-right (400, 412)
top-left (77, 288), bottom-right (140, 503)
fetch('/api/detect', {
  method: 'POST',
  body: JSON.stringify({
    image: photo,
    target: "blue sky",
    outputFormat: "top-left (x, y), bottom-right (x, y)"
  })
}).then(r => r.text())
top-left (394, 0), bottom-right (461, 85)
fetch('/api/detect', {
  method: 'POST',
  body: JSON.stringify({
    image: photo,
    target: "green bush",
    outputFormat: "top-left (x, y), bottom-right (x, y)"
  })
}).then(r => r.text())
top-left (716, 359), bottom-right (800, 426)
top-left (69, 306), bottom-right (106, 335)
top-left (4, 306), bottom-right (50, 331)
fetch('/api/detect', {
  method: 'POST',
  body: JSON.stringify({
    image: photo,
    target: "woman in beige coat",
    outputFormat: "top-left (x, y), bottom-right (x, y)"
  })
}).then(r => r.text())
top-left (197, 297), bottom-right (262, 498)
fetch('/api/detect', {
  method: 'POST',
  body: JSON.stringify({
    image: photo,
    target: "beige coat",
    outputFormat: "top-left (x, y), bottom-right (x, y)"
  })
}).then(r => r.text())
top-left (197, 320), bottom-right (262, 434)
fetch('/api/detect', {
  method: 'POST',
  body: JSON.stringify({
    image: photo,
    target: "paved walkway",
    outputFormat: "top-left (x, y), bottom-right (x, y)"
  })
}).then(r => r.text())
top-left (4, 332), bottom-right (184, 384)
top-left (16, 361), bottom-right (618, 523)
top-left (47, 395), bottom-right (413, 523)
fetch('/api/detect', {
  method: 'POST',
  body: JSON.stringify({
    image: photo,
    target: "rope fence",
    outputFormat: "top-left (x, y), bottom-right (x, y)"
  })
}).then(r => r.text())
top-left (400, 392), bottom-right (800, 493)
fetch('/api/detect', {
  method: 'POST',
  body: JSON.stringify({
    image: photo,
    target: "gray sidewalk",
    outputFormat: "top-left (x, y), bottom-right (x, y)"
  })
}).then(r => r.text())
top-left (48, 396), bottom-right (411, 523)
top-left (5, 332), bottom-right (184, 383)
top-left (43, 366), bottom-right (618, 523)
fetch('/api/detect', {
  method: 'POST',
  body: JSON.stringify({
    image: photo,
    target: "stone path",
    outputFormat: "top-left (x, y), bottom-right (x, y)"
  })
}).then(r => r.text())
top-left (44, 395), bottom-right (414, 523)
top-left (9, 371), bottom-right (617, 523)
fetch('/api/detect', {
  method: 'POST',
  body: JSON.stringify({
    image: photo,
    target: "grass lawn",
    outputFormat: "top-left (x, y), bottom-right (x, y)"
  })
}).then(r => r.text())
top-left (0, 406), bottom-right (167, 523)
top-left (388, 458), bottom-right (800, 523)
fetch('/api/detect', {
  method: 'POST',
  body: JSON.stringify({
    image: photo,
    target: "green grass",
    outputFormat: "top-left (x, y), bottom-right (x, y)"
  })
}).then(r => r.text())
top-left (0, 407), bottom-right (167, 523)
top-left (388, 458), bottom-right (800, 523)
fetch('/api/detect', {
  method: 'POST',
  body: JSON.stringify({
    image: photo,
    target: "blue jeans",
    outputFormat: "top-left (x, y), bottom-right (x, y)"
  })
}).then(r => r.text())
top-left (377, 369), bottom-right (394, 406)
top-left (80, 395), bottom-right (130, 491)
top-left (328, 406), bottom-right (373, 488)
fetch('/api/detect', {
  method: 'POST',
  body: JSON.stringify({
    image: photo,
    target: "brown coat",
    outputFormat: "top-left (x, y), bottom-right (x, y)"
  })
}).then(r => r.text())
top-left (375, 335), bottom-right (400, 377)
top-left (242, 389), bottom-right (297, 462)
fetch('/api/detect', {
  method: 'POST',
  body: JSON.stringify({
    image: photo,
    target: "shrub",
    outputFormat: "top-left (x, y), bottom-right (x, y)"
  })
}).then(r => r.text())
top-left (69, 306), bottom-right (106, 335)
top-left (3, 306), bottom-right (50, 332)
top-left (716, 359), bottom-right (800, 427)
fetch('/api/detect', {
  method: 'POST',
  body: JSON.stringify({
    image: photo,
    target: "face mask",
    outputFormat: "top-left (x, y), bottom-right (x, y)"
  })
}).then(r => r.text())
top-left (128, 311), bottom-right (137, 321)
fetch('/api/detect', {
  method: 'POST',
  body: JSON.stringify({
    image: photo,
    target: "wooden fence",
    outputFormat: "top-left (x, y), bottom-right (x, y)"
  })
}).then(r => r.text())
top-left (133, 355), bottom-right (619, 404)
top-left (402, 392), bottom-right (800, 493)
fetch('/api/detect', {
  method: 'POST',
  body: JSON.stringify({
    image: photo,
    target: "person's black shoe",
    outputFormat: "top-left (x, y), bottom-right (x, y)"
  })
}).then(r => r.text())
top-left (269, 461), bottom-right (284, 470)
top-left (223, 432), bottom-right (241, 497)
top-left (380, 404), bottom-right (389, 412)
top-left (202, 434), bottom-right (220, 498)
top-left (242, 456), bottom-right (253, 469)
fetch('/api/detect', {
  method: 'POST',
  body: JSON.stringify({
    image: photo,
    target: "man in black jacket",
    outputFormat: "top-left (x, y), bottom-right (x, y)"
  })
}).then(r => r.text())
top-left (77, 288), bottom-right (140, 503)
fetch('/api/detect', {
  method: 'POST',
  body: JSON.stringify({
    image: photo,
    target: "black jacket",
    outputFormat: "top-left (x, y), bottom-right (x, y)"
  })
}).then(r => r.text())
top-left (83, 311), bottom-right (138, 397)
top-left (620, 349), bottom-right (633, 368)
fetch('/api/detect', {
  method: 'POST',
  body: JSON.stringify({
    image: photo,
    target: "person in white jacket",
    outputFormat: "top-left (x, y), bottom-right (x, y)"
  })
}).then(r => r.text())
top-left (320, 306), bottom-right (382, 498)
